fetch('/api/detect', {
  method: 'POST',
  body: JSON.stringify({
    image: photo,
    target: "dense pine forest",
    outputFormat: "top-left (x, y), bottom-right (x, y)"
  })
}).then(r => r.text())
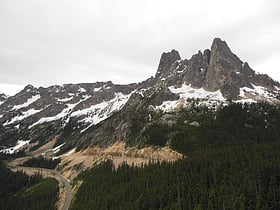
top-left (71, 102), bottom-right (280, 210)
top-left (0, 161), bottom-right (59, 210)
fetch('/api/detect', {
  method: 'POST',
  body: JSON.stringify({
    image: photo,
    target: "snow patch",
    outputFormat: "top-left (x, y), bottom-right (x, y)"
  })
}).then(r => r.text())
top-left (4, 108), bottom-right (42, 125)
top-left (29, 103), bottom-right (77, 128)
top-left (79, 87), bottom-right (87, 92)
top-left (156, 83), bottom-right (226, 112)
top-left (136, 89), bottom-right (149, 98)
top-left (0, 140), bottom-right (30, 154)
top-left (169, 83), bottom-right (225, 101)
top-left (239, 86), bottom-right (254, 98)
top-left (57, 96), bottom-right (73, 102)
top-left (52, 147), bottom-right (76, 160)
top-left (51, 143), bottom-right (65, 154)
top-left (156, 100), bottom-right (180, 112)
top-left (238, 83), bottom-right (277, 103)
top-left (235, 98), bottom-right (257, 103)
top-left (94, 87), bottom-right (102, 92)
top-left (274, 86), bottom-right (280, 91)
top-left (12, 94), bottom-right (40, 110)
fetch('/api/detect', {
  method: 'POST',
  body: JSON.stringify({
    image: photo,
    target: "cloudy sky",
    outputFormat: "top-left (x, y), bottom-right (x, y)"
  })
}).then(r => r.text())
top-left (0, 0), bottom-right (280, 95)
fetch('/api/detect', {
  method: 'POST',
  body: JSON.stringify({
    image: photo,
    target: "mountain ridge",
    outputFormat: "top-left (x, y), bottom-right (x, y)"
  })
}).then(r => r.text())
top-left (0, 37), bottom-right (279, 154)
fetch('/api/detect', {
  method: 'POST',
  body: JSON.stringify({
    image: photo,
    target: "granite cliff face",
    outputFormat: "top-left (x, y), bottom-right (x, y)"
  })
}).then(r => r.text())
top-left (205, 38), bottom-right (243, 91)
top-left (0, 38), bottom-right (279, 154)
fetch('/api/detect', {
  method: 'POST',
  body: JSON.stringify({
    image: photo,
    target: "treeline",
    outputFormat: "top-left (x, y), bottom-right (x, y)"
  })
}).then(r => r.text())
top-left (0, 161), bottom-right (59, 210)
top-left (70, 102), bottom-right (280, 210)
top-left (21, 156), bottom-right (61, 169)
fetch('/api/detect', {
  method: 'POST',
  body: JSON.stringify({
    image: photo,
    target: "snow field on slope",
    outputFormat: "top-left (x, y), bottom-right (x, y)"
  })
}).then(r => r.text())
top-left (29, 92), bottom-right (131, 131)
top-left (4, 108), bottom-right (43, 126)
top-left (156, 83), bottom-right (226, 111)
top-left (57, 96), bottom-right (74, 102)
top-left (29, 99), bottom-right (86, 128)
top-left (71, 92), bottom-right (131, 133)
top-left (12, 94), bottom-right (41, 110)
top-left (237, 83), bottom-right (278, 103)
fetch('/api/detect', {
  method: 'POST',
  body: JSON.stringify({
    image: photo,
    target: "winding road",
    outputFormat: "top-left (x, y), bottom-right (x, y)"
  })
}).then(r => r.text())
top-left (53, 169), bottom-right (72, 210)
top-left (10, 165), bottom-right (72, 210)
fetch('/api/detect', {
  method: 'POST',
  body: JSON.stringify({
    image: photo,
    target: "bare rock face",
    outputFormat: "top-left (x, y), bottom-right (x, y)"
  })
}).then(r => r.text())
top-left (204, 38), bottom-right (243, 91)
top-left (183, 50), bottom-right (210, 88)
top-left (155, 49), bottom-right (181, 79)
top-left (0, 94), bottom-right (7, 103)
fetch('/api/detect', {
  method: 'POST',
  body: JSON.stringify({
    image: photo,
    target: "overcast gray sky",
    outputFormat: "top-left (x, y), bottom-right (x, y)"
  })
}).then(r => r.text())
top-left (0, 0), bottom-right (280, 95)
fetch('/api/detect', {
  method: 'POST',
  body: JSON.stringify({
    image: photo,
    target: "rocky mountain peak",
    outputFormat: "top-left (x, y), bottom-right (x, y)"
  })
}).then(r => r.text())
top-left (204, 38), bottom-right (243, 91)
top-left (155, 49), bottom-right (181, 79)
top-left (149, 37), bottom-right (279, 101)
top-left (23, 84), bottom-right (36, 91)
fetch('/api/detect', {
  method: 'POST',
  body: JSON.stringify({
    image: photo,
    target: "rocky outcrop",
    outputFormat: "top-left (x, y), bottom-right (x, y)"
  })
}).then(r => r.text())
top-left (0, 93), bottom-right (7, 103)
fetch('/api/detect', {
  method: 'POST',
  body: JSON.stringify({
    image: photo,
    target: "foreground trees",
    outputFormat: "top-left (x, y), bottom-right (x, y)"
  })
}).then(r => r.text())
top-left (0, 162), bottom-right (59, 210)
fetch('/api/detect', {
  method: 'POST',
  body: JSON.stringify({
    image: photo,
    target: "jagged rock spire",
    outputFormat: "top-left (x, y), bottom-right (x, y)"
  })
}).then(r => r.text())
top-left (204, 38), bottom-right (243, 91)
top-left (155, 49), bottom-right (181, 78)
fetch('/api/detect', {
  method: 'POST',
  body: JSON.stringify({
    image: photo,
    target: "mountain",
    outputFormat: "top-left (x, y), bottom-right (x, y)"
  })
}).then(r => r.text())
top-left (153, 38), bottom-right (279, 104)
top-left (0, 38), bottom-right (279, 154)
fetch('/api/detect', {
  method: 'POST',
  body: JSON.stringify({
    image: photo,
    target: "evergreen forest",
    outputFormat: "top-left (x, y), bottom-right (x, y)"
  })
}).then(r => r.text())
top-left (71, 102), bottom-right (280, 210)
